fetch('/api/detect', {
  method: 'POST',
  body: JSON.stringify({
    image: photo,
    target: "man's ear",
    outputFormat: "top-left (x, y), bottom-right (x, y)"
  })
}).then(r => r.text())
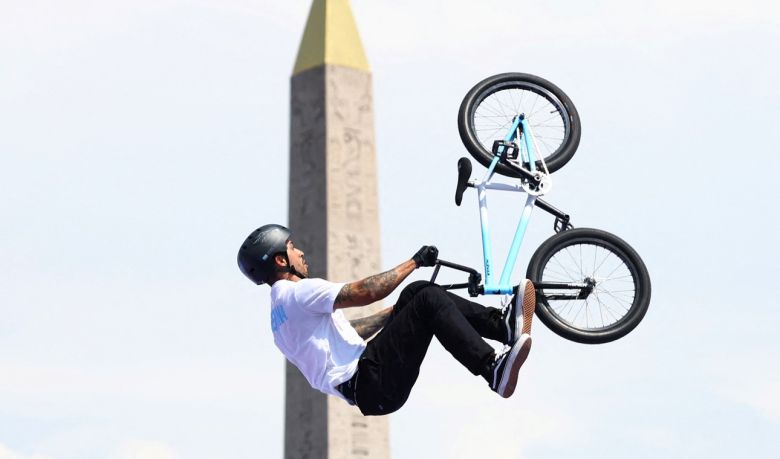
top-left (274, 253), bottom-right (288, 268)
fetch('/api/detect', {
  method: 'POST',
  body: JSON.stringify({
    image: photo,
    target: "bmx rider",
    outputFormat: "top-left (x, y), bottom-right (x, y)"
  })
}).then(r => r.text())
top-left (237, 224), bottom-right (536, 416)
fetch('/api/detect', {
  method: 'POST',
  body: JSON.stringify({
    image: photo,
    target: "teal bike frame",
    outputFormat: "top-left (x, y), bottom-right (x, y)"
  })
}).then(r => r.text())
top-left (477, 116), bottom-right (539, 295)
top-left (433, 114), bottom-right (571, 296)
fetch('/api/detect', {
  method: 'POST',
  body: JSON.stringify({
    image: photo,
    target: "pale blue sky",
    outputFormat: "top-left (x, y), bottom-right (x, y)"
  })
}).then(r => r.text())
top-left (1, 1), bottom-right (779, 458)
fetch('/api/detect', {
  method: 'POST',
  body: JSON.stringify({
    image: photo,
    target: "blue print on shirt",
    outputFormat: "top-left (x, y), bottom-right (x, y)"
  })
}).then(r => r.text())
top-left (271, 304), bottom-right (289, 332)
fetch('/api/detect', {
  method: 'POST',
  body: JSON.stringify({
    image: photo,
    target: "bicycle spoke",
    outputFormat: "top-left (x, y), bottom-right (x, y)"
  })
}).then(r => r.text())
top-left (595, 293), bottom-right (621, 325)
top-left (534, 112), bottom-right (565, 126)
top-left (475, 113), bottom-right (512, 131)
top-left (597, 291), bottom-right (635, 304)
top-left (528, 104), bottom-right (559, 125)
top-left (550, 255), bottom-right (580, 280)
top-left (476, 101), bottom-right (506, 119)
top-left (593, 248), bottom-right (613, 276)
top-left (542, 268), bottom-right (571, 280)
top-left (595, 293), bottom-right (605, 326)
top-left (507, 88), bottom-right (520, 116)
top-left (564, 247), bottom-right (583, 279)
top-left (572, 299), bottom-right (586, 324)
top-left (495, 92), bottom-right (518, 119)
top-left (553, 299), bottom-right (575, 318)
top-left (533, 134), bottom-right (564, 142)
top-left (533, 136), bottom-right (558, 156)
top-left (527, 93), bottom-right (541, 122)
top-left (602, 274), bottom-right (635, 281)
top-left (603, 261), bottom-right (626, 280)
top-left (598, 289), bottom-right (634, 311)
top-left (476, 124), bottom-right (513, 141)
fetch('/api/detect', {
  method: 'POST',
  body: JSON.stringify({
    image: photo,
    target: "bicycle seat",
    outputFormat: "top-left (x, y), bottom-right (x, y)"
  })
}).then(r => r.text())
top-left (455, 157), bottom-right (472, 206)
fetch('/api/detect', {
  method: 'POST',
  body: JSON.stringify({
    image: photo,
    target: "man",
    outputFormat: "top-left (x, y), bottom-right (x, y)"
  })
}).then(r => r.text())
top-left (237, 224), bottom-right (536, 416)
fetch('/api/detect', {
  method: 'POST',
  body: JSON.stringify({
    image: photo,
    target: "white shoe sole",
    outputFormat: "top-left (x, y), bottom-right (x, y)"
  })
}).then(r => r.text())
top-left (497, 334), bottom-right (532, 398)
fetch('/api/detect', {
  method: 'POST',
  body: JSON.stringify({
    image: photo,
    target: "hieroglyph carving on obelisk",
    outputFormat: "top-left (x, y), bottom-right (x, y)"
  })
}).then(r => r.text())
top-left (286, 1), bottom-right (390, 458)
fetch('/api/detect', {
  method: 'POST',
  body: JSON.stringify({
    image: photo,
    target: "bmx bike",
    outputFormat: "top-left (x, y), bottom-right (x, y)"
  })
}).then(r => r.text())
top-left (430, 73), bottom-right (651, 345)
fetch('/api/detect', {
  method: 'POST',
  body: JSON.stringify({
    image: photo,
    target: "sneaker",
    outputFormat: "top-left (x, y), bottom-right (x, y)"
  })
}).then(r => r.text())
top-left (502, 279), bottom-right (536, 343)
top-left (489, 333), bottom-right (532, 398)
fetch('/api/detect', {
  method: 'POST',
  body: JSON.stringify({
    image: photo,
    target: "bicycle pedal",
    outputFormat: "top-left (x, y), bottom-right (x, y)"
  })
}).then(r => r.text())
top-left (492, 140), bottom-right (519, 160)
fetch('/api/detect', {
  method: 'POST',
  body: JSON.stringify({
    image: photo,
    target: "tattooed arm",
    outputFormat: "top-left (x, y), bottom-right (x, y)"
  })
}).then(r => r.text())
top-left (334, 259), bottom-right (417, 309)
top-left (348, 307), bottom-right (394, 340)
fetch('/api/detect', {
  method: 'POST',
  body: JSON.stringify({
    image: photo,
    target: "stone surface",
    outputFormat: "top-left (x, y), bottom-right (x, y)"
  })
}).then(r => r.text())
top-left (285, 64), bottom-right (390, 459)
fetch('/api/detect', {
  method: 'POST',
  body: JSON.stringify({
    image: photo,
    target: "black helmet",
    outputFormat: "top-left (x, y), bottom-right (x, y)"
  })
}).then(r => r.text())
top-left (237, 224), bottom-right (291, 285)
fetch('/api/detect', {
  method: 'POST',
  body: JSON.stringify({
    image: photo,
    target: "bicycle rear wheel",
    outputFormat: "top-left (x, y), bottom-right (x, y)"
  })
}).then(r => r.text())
top-left (458, 73), bottom-right (581, 177)
top-left (526, 228), bottom-right (651, 344)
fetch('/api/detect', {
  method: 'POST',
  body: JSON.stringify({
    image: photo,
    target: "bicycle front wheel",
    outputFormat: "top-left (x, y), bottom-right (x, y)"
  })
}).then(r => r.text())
top-left (526, 228), bottom-right (651, 344)
top-left (458, 73), bottom-right (581, 177)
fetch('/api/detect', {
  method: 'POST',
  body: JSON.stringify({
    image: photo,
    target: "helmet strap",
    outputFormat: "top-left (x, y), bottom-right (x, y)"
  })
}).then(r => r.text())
top-left (280, 253), bottom-right (307, 280)
top-left (289, 265), bottom-right (307, 280)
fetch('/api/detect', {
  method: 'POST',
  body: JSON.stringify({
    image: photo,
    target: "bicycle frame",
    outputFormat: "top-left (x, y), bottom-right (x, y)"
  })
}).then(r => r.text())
top-left (476, 116), bottom-right (538, 294)
top-left (434, 116), bottom-right (577, 297)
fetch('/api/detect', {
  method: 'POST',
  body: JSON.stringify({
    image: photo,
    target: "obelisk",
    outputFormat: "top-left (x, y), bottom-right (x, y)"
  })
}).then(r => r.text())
top-left (286, 1), bottom-right (390, 458)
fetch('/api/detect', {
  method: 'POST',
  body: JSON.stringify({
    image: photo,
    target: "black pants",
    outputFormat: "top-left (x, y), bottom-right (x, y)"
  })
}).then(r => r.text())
top-left (345, 281), bottom-right (507, 416)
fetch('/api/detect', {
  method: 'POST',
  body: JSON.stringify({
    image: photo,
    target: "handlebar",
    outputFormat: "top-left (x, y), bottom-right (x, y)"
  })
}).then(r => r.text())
top-left (429, 258), bottom-right (483, 297)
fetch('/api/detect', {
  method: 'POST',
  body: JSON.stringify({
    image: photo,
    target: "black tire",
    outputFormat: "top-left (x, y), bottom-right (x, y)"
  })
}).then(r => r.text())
top-left (526, 228), bottom-right (651, 344)
top-left (458, 73), bottom-right (581, 177)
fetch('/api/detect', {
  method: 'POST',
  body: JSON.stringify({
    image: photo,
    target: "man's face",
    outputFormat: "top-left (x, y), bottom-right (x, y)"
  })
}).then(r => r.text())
top-left (285, 240), bottom-right (309, 278)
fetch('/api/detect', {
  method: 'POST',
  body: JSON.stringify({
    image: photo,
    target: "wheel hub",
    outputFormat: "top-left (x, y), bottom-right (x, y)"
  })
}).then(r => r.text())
top-left (577, 276), bottom-right (597, 299)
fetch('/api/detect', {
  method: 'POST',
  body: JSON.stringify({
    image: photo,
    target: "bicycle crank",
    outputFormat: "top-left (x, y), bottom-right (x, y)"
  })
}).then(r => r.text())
top-left (521, 172), bottom-right (552, 196)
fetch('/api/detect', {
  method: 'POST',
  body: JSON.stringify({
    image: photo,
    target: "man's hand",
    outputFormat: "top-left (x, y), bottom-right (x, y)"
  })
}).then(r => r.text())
top-left (412, 245), bottom-right (439, 268)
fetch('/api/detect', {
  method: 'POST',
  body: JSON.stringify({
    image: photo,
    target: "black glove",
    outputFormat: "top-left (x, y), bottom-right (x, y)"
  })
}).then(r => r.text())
top-left (412, 245), bottom-right (439, 268)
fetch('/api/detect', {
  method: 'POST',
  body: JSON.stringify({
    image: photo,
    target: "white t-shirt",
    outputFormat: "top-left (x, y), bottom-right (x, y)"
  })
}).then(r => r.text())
top-left (269, 278), bottom-right (366, 400)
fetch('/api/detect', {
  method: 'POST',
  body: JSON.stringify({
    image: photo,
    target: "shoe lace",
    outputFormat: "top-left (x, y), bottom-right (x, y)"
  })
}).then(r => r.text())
top-left (495, 344), bottom-right (510, 362)
top-left (500, 293), bottom-right (512, 309)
